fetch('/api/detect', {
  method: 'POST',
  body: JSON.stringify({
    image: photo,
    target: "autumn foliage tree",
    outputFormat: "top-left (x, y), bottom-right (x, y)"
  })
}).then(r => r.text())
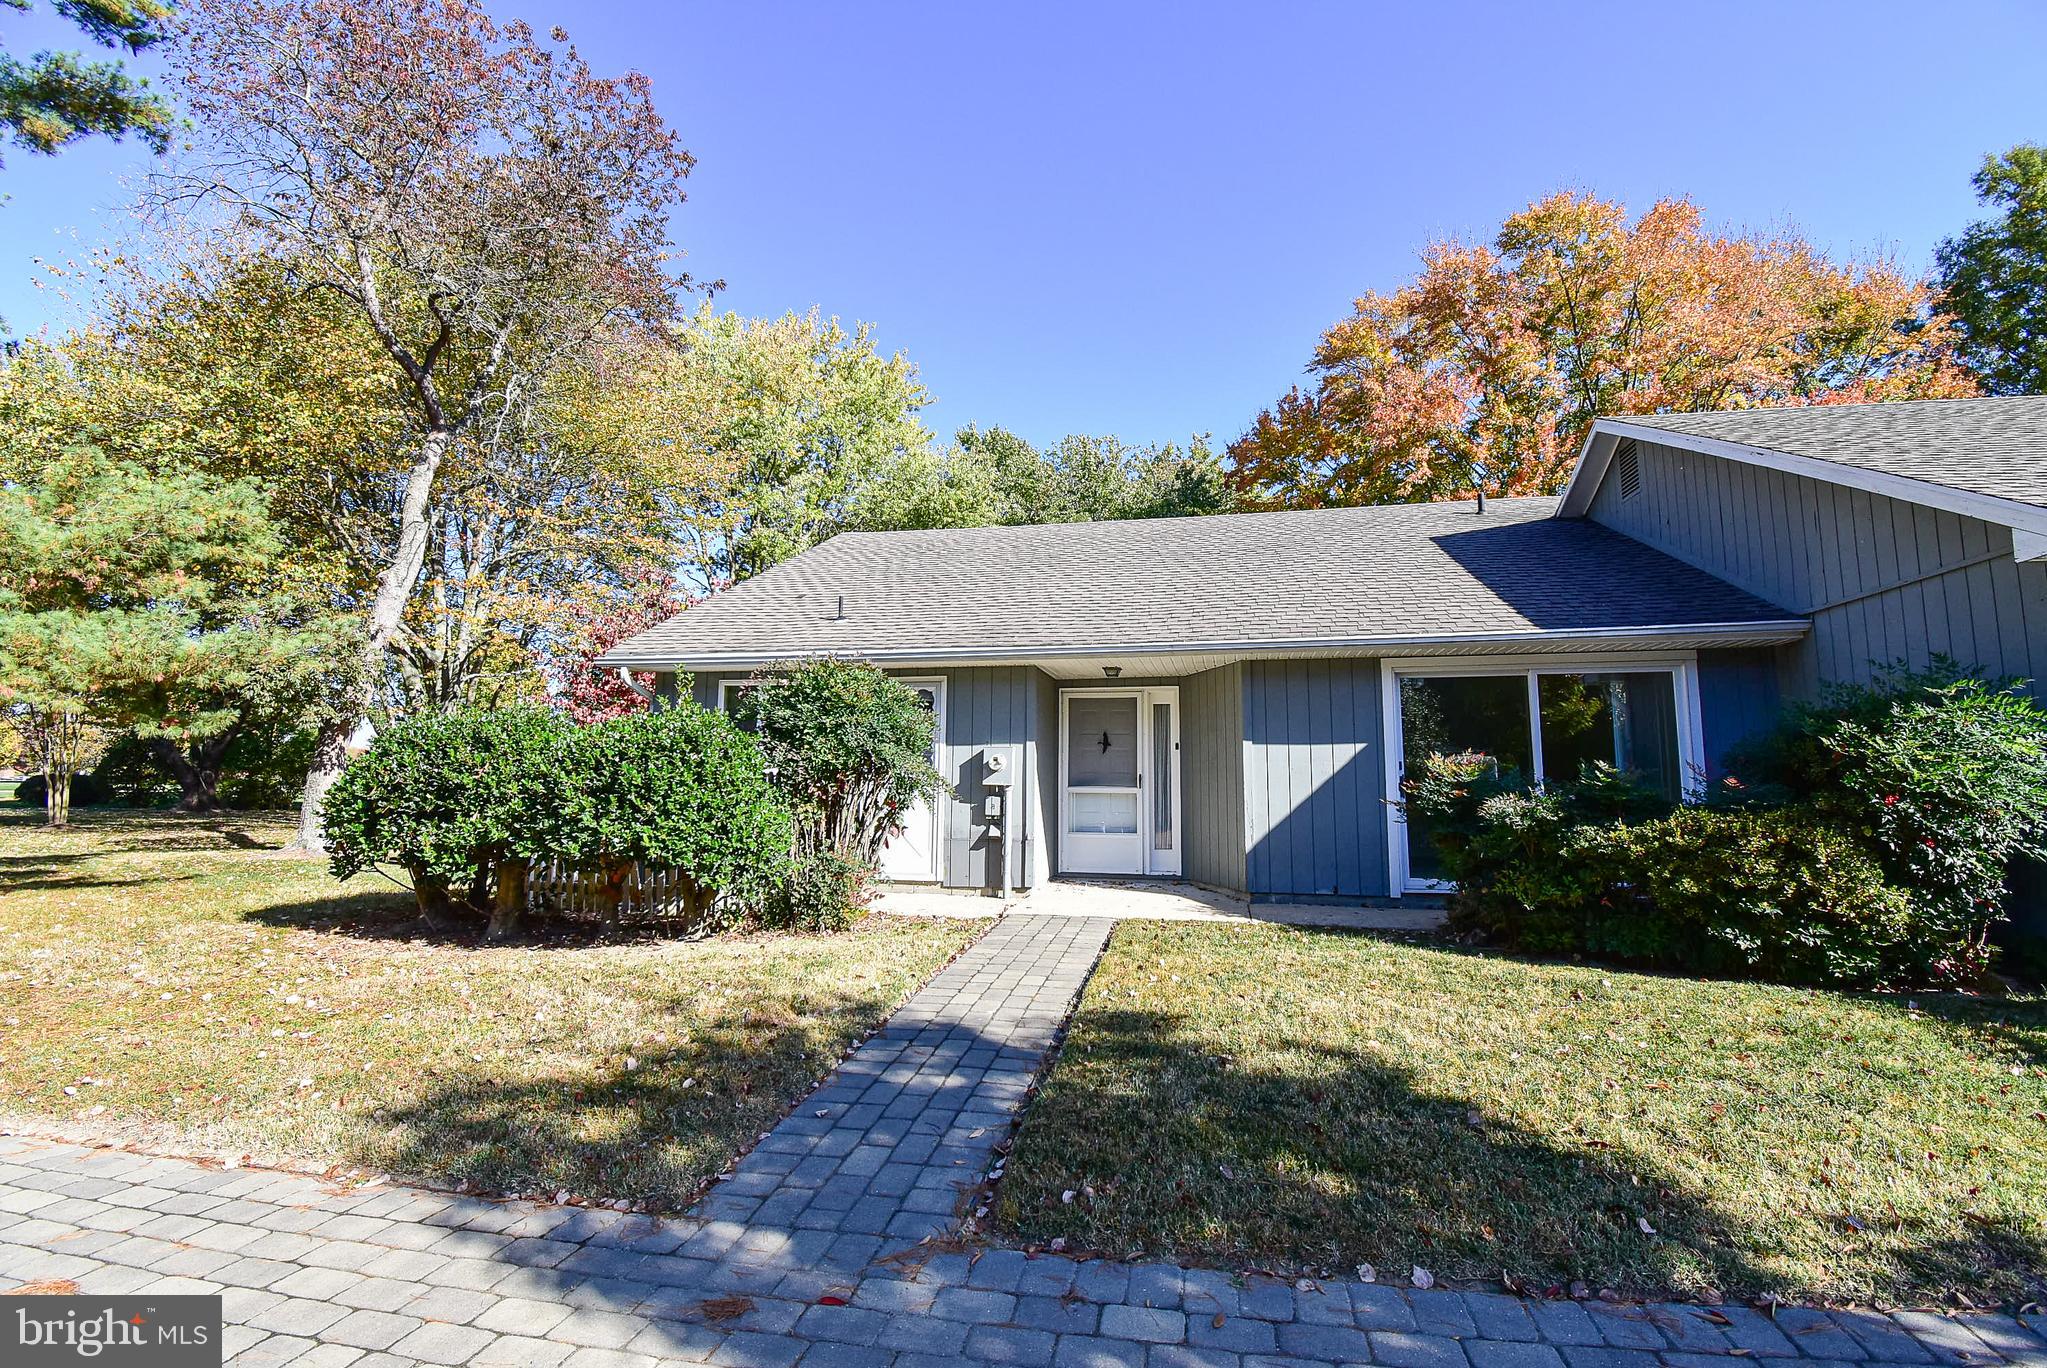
top-left (164, 0), bottom-right (698, 849)
top-left (552, 565), bottom-right (694, 724)
top-left (1229, 193), bottom-right (1978, 509)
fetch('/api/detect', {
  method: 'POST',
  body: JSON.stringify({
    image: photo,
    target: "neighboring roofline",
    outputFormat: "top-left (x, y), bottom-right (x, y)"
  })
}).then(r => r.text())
top-left (595, 618), bottom-right (1811, 672)
top-left (1558, 418), bottom-right (2047, 558)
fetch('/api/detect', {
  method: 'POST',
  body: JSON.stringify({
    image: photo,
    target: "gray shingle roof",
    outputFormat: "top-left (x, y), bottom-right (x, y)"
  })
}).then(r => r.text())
top-left (1615, 395), bottom-right (2047, 511)
top-left (600, 498), bottom-right (1801, 668)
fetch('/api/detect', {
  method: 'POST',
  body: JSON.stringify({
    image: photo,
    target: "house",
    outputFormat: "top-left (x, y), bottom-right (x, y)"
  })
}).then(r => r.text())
top-left (598, 394), bottom-right (2047, 903)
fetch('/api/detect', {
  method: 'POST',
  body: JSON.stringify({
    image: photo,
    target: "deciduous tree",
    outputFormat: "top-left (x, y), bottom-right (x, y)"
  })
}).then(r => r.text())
top-left (1937, 145), bottom-right (2047, 396)
top-left (164, 0), bottom-right (697, 849)
top-left (1230, 192), bottom-right (1977, 509)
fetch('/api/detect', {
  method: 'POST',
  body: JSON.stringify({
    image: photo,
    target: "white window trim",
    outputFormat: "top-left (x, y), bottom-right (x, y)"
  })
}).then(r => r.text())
top-left (1378, 653), bottom-right (1707, 896)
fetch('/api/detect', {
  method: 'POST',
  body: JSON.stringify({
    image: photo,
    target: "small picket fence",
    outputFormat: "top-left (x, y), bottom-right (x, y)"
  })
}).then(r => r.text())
top-left (522, 857), bottom-right (711, 926)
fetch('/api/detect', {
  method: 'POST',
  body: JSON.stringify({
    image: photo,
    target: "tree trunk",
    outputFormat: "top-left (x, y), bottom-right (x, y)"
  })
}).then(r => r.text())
top-left (489, 858), bottom-right (528, 939)
top-left (40, 708), bottom-right (82, 828)
top-left (47, 767), bottom-right (71, 828)
top-left (151, 734), bottom-right (234, 813)
top-left (290, 427), bottom-right (454, 853)
top-left (408, 865), bottom-right (459, 920)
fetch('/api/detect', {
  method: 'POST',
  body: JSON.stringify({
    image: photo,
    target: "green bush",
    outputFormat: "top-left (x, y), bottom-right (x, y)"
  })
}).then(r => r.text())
top-left (762, 848), bottom-right (870, 933)
top-left (1727, 664), bottom-right (2047, 981)
top-left (735, 659), bottom-right (947, 867)
top-left (93, 735), bottom-right (178, 807)
top-left (1408, 664), bottom-right (2047, 987)
top-left (11, 770), bottom-right (111, 808)
top-left (544, 707), bottom-right (794, 930)
top-left (322, 707), bottom-right (570, 924)
top-left (1569, 807), bottom-right (1915, 984)
top-left (218, 727), bottom-right (320, 809)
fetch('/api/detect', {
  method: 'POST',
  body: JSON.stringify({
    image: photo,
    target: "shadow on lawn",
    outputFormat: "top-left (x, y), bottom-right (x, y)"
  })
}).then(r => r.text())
top-left (241, 886), bottom-right (728, 951)
top-left (362, 998), bottom-right (905, 1211)
top-left (0, 851), bottom-right (200, 894)
top-left (998, 1005), bottom-right (2047, 1302)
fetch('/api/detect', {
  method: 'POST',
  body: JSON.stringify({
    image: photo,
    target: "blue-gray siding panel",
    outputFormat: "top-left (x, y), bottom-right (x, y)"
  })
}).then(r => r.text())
top-left (1589, 439), bottom-right (2047, 707)
top-left (942, 666), bottom-right (1037, 892)
top-left (1242, 658), bottom-right (1387, 899)
top-left (1180, 663), bottom-right (1247, 893)
top-left (1695, 648), bottom-right (1779, 781)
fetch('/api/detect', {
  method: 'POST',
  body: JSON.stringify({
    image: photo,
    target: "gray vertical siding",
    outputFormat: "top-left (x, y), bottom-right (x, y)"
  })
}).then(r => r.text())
top-left (1179, 663), bottom-right (1247, 893)
top-left (1242, 658), bottom-right (1388, 899)
top-left (1695, 648), bottom-right (1780, 781)
top-left (1589, 439), bottom-right (2047, 705)
top-left (938, 666), bottom-right (1038, 892)
top-left (1032, 670), bottom-right (1059, 882)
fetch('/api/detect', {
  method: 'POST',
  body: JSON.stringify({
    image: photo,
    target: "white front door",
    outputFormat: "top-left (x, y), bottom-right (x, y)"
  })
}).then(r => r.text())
top-left (1059, 687), bottom-right (1181, 876)
top-left (880, 678), bottom-right (944, 882)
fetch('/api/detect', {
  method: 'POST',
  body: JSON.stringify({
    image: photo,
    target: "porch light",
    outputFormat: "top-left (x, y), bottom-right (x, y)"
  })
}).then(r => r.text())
top-left (1102, 665), bottom-right (1121, 678)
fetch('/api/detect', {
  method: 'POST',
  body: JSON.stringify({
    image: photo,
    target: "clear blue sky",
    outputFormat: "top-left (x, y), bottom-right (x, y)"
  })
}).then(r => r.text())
top-left (3, 0), bottom-right (2044, 450)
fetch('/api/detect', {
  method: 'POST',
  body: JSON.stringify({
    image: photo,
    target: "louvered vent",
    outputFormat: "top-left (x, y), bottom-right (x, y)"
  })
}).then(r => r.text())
top-left (1615, 439), bottom-right (1641, 500)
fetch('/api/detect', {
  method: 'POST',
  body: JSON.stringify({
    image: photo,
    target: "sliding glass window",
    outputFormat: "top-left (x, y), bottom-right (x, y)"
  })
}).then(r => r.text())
top-left (1392, 661), bottom-right (1695, 888)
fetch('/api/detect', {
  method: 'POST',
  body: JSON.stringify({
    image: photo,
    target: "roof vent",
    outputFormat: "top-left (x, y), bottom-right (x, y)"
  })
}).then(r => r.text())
top-left (1615, 439), bottom-right (1641, 501)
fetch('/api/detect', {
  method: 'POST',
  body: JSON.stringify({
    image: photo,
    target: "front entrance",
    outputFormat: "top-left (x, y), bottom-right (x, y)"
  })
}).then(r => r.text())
top-left (880, 678), bottom-right (945, 882)
top-left (1058, 687), bottom-right (1180, 876)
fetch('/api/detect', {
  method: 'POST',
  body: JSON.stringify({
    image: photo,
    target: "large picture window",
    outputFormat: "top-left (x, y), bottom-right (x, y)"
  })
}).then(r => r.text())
top-left (1387, 657), bottom-right (1701, 890)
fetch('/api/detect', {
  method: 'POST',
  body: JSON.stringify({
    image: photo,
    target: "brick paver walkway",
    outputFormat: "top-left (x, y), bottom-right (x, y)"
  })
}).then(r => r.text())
top-left (3, 913), bottom-right (2043, 1368)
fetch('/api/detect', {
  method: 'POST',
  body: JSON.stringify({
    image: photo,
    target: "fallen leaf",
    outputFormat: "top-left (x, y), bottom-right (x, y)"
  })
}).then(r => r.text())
top-left (698, 1295), bottom-right (754, 1323)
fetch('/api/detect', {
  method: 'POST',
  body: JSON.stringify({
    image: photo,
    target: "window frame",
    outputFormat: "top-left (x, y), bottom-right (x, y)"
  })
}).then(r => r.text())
top-left (1378, 653), bottom-right (1706, 895)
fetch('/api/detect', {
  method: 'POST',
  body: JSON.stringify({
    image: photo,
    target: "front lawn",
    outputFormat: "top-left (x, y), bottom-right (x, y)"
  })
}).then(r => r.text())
top-left (998, 921), bottom-right (2047, 1306)
top-left (0, 809), bottom-right (976, 1208)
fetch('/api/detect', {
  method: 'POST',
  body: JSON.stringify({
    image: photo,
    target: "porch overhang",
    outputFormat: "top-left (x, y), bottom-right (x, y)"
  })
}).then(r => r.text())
top-left (604, 619), bottom-right (1811, 680)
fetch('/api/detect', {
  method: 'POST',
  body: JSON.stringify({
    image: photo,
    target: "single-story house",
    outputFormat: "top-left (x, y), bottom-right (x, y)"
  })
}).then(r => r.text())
top-left (599, 394), bottom-right (2047, 903)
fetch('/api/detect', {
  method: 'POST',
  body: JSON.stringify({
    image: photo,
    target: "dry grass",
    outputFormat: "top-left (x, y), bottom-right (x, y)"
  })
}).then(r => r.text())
top-left (1000, 920), bottom-right (2047, 1307)
top-left (0, 808), bottom-right (976, 1208)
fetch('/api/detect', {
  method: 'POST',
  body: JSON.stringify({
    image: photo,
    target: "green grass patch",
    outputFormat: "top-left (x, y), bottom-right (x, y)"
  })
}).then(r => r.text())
top-left (998, 920), bottom-right (2047, 1306)
top-left (0, 808), bottom-right (976, 1208)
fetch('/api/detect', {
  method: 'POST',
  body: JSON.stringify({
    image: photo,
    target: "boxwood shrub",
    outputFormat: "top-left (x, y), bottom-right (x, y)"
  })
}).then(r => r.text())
top-left (322, 707), bottom-right (570, 923)
top-left (541, 707), bottom-right (795, 930)
top-left (1408, 665), bottom-right (2047, 987)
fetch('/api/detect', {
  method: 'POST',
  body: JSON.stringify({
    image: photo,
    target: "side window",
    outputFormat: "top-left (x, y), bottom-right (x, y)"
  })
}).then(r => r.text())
top-left (720, 682), bottom-right (762, 733)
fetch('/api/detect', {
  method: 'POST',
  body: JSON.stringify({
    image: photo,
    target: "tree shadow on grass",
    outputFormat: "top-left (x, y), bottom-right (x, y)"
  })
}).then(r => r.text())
top-left (997, 1004), bottom-right (2047, 1304)
top-left (0, 852), bottom-right (200, 894)
top-left (239, 886), bottom-right (743, 951)
top-left (357, 998), bottom-right (909, 1211)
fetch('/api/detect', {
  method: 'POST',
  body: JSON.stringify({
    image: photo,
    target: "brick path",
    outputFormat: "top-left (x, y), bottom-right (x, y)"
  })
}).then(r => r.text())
top-left (2, 912), bottom-right (2043, 1368)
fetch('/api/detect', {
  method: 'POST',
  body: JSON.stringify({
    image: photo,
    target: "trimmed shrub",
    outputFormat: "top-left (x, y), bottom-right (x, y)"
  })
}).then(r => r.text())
top-left (542, 707), bottom-right (795, 931)
top-left (11, 770), bottom-right (111, 808)
top-left (1409, 664), bottom-right (2047, 986)
top-left (322, 707), bottom-right (570, 925)
top-left (735, 659), bottom-right (946, 867)
top-left (764, 848), bottom-right (870, 934)
top-left (1727, 665), bottom-right (2047, 980)
top-left (1568, 807), bottom-right (1914, 984)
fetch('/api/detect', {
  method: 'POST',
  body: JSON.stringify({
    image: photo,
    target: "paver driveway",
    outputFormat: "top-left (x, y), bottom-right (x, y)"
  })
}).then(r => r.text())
top-left (2, 913), bottom-right (2042, 1368)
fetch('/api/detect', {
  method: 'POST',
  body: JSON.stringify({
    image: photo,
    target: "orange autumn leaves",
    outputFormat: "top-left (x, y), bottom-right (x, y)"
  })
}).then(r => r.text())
top-left (1228, 192), bottom-right (1978, 509)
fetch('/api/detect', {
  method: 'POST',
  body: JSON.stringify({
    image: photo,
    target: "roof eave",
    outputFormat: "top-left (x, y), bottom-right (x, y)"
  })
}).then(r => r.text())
top-left (595, 619), bottom-right (1812, 673)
